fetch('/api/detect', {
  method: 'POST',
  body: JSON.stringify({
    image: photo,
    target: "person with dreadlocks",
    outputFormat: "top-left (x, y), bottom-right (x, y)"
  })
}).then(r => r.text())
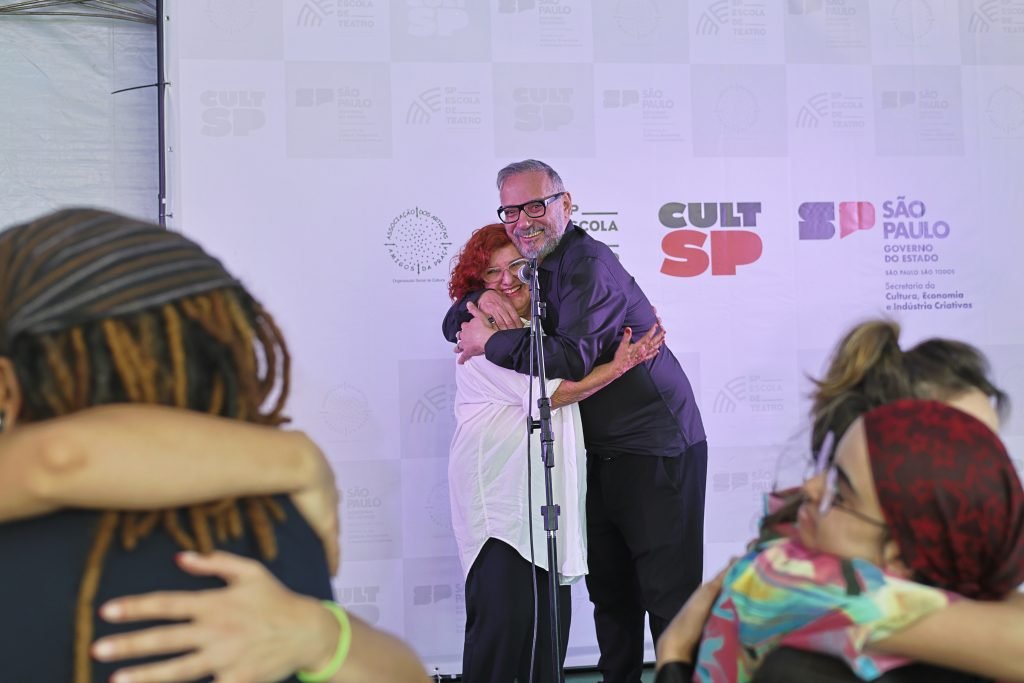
top-left (0, 208), bottom-right (358, 682)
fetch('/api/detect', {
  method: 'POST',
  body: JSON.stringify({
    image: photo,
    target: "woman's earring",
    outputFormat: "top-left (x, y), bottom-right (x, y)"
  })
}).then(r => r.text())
top-left (0, 410), bottom-right (6, 432)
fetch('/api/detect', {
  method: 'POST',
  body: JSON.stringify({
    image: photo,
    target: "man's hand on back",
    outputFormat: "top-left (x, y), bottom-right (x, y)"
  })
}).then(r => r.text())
top-left (456, 302), bottom-right (499, 364)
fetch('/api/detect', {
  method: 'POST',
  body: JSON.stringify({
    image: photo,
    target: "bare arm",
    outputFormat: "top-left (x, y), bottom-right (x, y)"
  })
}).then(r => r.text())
top-left (656, 564), bottom-right (730, 669)
top-left (335, 614), bottom-right (432, 683)
top-left (0, 404), bottom-right (324, 522)
top-left (551, 324), bottom-right (665, 409)
top-left (869, 599), bottom-right (1024, 681)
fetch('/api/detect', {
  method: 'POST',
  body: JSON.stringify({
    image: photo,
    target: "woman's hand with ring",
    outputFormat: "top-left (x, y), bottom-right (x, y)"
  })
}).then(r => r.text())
top-left (457, 302), bottom-right (499, 364)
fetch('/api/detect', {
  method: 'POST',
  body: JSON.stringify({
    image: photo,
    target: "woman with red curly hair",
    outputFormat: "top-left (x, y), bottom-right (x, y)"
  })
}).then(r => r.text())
top-left (448, 224), bottom-right (517, 302)
top-left (448, 224), bottom-right (664, 683)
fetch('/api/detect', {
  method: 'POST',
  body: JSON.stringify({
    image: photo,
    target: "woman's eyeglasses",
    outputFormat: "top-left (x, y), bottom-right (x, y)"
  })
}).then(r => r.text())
top-left (815, 432), bottom-right (887, 528)
top-left (482, 258), bottom-right (529, 284)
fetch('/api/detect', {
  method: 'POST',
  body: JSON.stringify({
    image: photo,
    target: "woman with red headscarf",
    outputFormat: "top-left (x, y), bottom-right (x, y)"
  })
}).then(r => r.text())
top-left (659, 399), bottom-right (1024, 682)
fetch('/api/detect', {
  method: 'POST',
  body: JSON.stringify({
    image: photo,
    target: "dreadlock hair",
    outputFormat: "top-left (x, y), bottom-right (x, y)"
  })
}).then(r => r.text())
top-left (8, 286), bottom-right (292, 683)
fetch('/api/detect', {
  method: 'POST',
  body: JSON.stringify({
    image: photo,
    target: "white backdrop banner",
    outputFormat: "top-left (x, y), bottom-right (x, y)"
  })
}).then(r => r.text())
top-left (0, 17), bottom-right (158, 225)
top-left (163, 0), bottom-right (1024, 674)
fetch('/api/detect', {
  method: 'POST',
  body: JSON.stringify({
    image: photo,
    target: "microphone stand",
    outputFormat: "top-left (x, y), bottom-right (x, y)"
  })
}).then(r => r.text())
top-left (524, 257), bottom-right (564, 683)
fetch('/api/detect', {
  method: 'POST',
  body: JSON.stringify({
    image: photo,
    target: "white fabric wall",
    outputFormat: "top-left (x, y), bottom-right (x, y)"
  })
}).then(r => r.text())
top-left (161, 0), bottom-right (1024, 675)
top-left (0, 16), bottom-right (158, 224)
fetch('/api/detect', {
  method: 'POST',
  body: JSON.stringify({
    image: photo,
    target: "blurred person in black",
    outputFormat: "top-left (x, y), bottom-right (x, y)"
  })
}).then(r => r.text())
top-left (0, 209), bottom-right (447, 683)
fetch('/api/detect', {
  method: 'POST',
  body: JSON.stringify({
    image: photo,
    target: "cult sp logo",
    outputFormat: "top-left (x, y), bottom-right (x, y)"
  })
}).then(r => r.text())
top-left (514, 87), bottom-right (574, 131)
top-left (200, 90), bottom-right (266, 137)
top-left (660, 202), bottom-right (763, 277)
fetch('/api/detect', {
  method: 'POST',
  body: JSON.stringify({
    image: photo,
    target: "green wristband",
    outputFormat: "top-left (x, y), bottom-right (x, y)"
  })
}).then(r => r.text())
top-left (297, 601), bottom-right (352, 683)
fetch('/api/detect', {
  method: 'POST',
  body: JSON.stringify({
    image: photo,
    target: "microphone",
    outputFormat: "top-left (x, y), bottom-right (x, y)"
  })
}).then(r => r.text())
top-left (516, 259), bottom-right (538, 284)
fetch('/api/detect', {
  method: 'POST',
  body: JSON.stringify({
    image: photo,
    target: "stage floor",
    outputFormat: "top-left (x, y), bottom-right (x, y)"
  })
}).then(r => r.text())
top-left (444, 664), bottom-right (657, 682)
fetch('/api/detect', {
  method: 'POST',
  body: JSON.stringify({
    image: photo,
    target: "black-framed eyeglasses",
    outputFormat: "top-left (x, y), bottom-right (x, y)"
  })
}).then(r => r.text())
top-left (482, 257), bottom-right (529, 284)
top-left (497, 192), bottom-right (565, 224)
top-left (819, 463), bottom-right (888, 528)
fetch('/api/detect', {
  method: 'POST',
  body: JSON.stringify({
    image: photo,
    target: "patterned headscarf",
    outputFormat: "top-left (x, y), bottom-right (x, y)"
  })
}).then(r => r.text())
top-left (865, 399), bottom-right (1024, 600)
top-left (0, 208), bottom-right (238, 353)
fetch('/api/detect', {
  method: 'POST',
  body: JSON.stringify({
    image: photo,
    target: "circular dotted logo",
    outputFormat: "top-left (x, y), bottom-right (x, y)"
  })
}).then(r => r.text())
top-left (891, 0), bottom-right (935, 40)
top-left (987, 86), bottom-right (1024, 134)
top-left (321, 384), bottom-right (371, 436)
top-left (385, 207), bottom-right (451, 275)
top-left (614, 0), bottom-right (661, 39)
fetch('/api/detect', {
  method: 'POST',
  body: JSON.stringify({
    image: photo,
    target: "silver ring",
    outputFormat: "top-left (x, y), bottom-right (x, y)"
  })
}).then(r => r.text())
top-left (487, 316), bottom-right (496, 327)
